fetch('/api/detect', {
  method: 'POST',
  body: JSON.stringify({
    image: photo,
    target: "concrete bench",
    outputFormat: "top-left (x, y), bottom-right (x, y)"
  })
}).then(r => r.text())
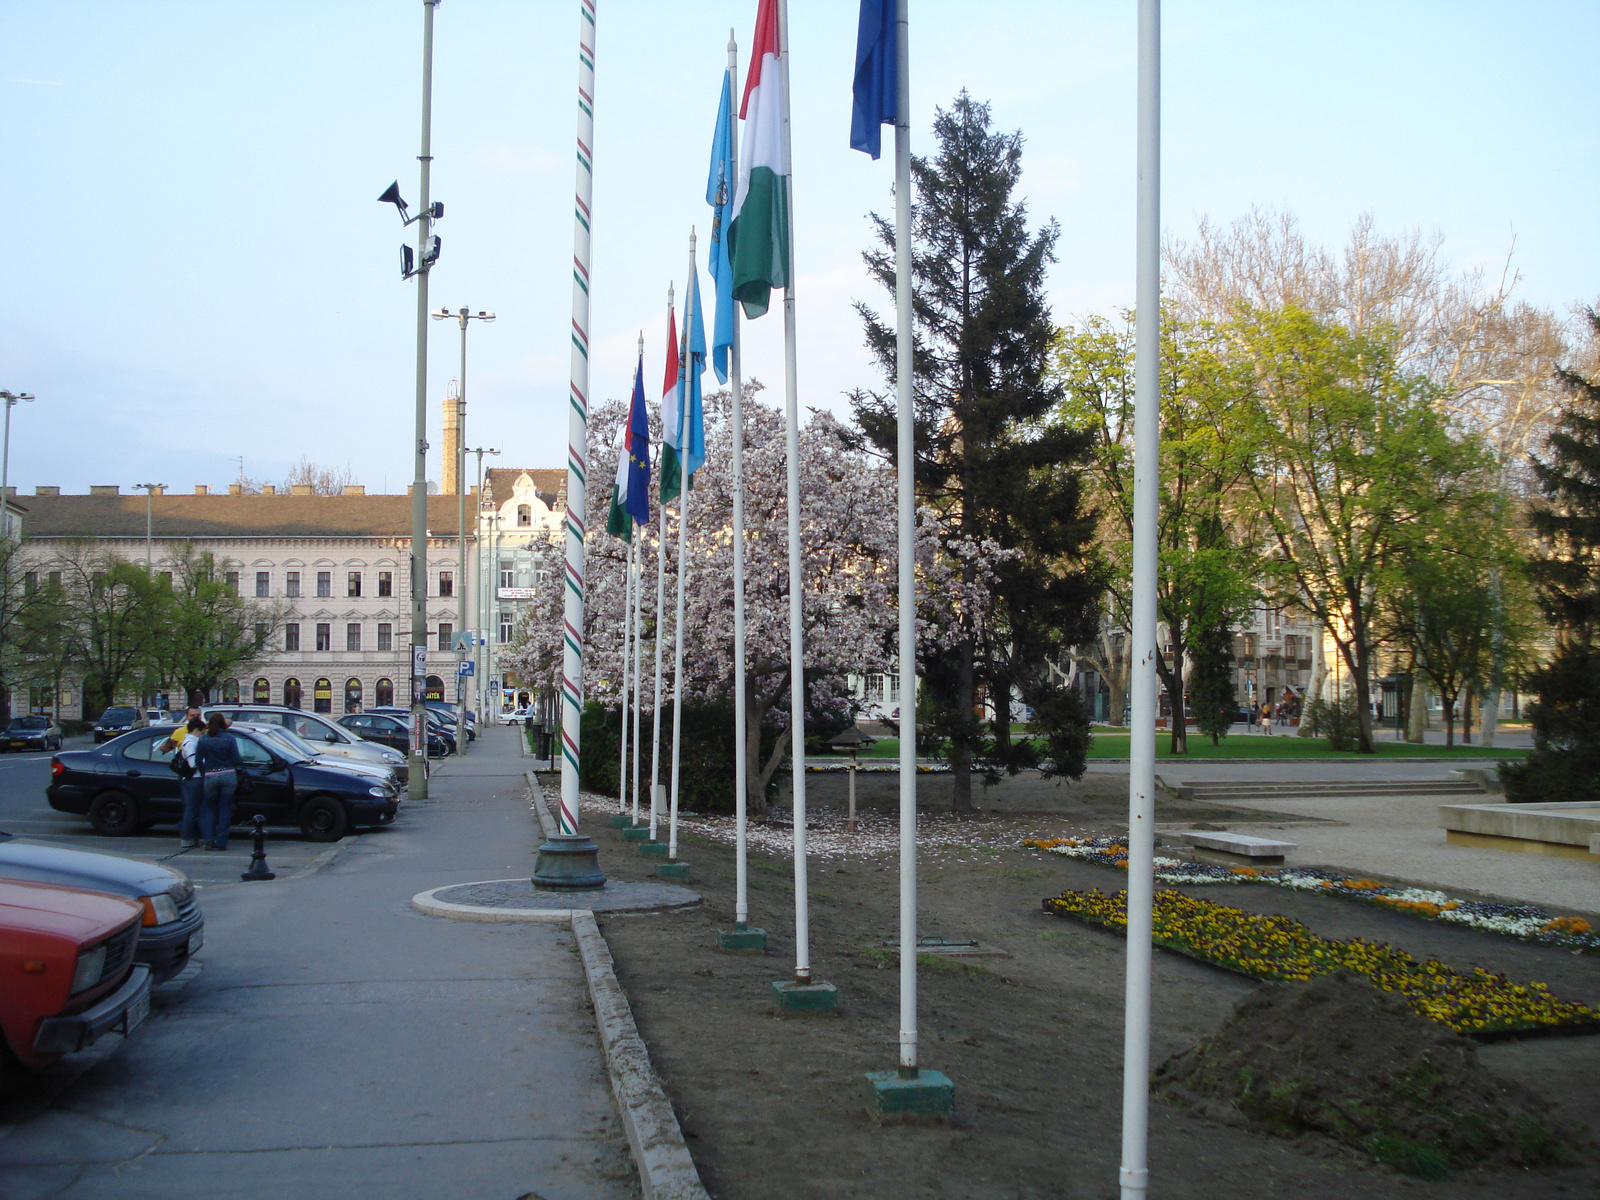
top-left (1177, 831), bottom-right (1297, 864)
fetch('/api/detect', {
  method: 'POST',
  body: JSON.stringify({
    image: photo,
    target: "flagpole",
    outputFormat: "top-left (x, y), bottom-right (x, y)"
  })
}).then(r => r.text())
top-left (668, 231), bottom-right (698, 864)
top-left (536, 0), bottom-right (604, 888)
top-left (618, 532), bottom-right (634, 815)
top-left (1121, 2), bottom-right (1160, 1196)
top-left (775, 0), bottom-right (813, 991)
top-left (650, 284), bottom-right (674, 845)
top-left (726, 31), bottom-right (751, 933)
top-left (632, 334), bottom-right (646, 828)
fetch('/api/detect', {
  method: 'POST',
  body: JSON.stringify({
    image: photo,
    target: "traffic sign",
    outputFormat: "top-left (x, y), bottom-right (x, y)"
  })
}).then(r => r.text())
top-left (458, 660), bottom-right (475, 676)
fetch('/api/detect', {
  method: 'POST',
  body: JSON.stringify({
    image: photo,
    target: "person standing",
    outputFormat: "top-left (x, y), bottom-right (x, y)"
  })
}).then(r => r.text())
top-left (194, 713), bottom-right (242, 850)
top-left (161, 712), bottom-right (206, 849)
top-left (1259, 701), bottom-right (1272, 736)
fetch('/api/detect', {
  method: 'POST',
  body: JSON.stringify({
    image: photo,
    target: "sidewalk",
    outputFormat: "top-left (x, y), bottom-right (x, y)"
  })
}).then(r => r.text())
top-left (0, 727), bottom-right (637, 1200)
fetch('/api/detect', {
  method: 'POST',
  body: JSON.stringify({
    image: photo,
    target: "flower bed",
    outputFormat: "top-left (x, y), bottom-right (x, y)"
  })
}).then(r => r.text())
top-left (1044, 888), bottom-right (1600, 1036)
top-left (1024, 836), bottom-right (1600, 952)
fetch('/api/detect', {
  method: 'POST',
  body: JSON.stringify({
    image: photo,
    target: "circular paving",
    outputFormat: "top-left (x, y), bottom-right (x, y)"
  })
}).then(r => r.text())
top-left (412, 877), bottom-right (700, 922)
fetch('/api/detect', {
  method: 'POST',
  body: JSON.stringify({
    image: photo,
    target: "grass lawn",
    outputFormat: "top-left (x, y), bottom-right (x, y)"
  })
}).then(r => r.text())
top-left (812, 733), bottom-right (1527, 762)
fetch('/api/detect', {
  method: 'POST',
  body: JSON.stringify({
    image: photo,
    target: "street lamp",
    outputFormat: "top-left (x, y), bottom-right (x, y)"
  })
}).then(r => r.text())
top-left (0, 392), bottom-right (36, 541)
top-left (432, 306), bottom-right (495, 752)
top-left (467, 446), bottom-right (500, 707)
top-left (134, 483), bottom-right (165, 570)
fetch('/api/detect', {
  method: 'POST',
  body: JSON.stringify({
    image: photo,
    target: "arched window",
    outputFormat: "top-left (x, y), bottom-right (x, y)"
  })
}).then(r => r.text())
top-left (424, 674), bottom-right (444, 702)
top-left (517, 503), bottom-right (532, 526)
top-left (222, 678), bottom-right (240, 704)
top-left (375, 677), bottom-right (394, 708)
top-left (283, 678), bottom-right (302, 709)
top-left (313, 677), bottom-right (333, 714)
top-left (344, 677), bottom-right (363, 714)
top-left (254, 677), bottom-right (270, 703)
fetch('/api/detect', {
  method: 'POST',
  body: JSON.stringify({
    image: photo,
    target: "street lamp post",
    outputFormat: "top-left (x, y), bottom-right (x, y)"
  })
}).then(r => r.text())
top-left (468, 445), bottom-right (499, 713)
top-left (0, 392), bottom-right (36, 542)
top-left (134, 483), bottom-right (165, 570)
top-left (432, 307), bottom-right (494, 752)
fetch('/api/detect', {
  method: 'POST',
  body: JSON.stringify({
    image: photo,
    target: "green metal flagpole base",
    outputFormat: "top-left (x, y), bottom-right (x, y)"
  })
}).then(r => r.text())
top-left (620, 827), bottom-right (652, 842)
top-left (655, 860), bottom-right (691, 882)
top-left (717, 924), bottom-right (767, 951)
top-left (771, 979), bottom-right (838, 1014)
top-left (638, 841), bottom-right (670, 857)
top-left (863, 1069), bottom-right (954, 1122)
top-left (607, 813), bottom-right (636, 828)
top-left (531, 834), bottom-right (606, 890)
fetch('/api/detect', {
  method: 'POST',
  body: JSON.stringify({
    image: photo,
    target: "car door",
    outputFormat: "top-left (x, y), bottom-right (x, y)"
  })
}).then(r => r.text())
top-left (370, 716), bottom-right (410, 754)
top-left (228, 732), bottom-right (294, 819)
top-left (112, 733), bottom-right (184, 820)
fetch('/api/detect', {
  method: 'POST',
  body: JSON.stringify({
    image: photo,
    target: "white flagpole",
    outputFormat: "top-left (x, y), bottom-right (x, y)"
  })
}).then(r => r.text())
top-left (727, 30), bottom-right (750, 931)
top-left (668, 231), bottom-right (698, 863)
top-left (650, 284), bottom-right (674, 844)
top-left (618, 532), bottom-right (634, 815)
top-left (776, 0), bottom-right (811, 987)
top-left (631, 500), bottom-right (645, 826)
top-left (1121, 3), bottom-right (1160, 1197)
top-left (892, 0), bottom-right (918, 1079)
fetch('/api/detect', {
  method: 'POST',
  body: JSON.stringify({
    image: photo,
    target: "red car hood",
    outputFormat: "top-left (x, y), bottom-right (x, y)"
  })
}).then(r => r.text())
top-left (0, 879), bottom-right (142, 941)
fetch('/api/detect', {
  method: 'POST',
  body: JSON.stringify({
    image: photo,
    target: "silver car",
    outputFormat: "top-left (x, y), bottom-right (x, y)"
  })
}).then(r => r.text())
top-left (201, 705), bottom-right (408, 784)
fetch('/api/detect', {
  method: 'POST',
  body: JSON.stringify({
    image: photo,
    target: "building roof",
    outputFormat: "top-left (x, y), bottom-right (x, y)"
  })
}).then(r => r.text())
top-left (20, 491), bottom-right (485, 540)
top-left (485, 468), bottom-right (565, 511)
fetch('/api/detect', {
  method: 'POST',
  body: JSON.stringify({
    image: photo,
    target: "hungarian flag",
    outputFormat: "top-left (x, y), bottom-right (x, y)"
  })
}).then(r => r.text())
top-left (662, 269), bottom-right (708, 502)
top-left (659, 302), bottom-right (682, 501)
top-left (606, 352), bottom-right (651, 539)
top-left (728, 0), bottom-right (788, 320)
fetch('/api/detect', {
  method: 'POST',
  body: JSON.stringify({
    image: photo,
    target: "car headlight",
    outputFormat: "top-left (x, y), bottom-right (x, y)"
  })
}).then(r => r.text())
top-left (368, 786), bottom-right (390, 797)
top-left (141, 893), bottom-right (180, 926)
top-left (71, 944), bottom-right (107, 994)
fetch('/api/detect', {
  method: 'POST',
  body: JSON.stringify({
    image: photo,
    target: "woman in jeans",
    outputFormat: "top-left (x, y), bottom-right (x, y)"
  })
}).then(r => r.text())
top-left (194, 713), bottom-right (243, 850)
top-left (166, 714), bottom-right (206, 848)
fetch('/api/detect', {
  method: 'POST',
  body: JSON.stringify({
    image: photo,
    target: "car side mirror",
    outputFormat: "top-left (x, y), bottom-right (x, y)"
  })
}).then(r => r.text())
top-left (326, 732), bottom-right (338, 743)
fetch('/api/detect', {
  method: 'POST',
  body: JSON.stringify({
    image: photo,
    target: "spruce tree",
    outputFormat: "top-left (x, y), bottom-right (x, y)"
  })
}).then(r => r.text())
top-left (852, 92), bottom-right (1101, 811)
top-left (1504, 308), bottom-right (1600, 802)
top-left (1187, 620), bottom-right (1237, 746)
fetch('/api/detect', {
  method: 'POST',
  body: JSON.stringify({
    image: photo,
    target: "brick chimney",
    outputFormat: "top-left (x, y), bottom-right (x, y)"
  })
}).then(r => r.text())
top-left (34, 486), bottom-right (58, 496)
top-left (442, 380), bottom-right (461, 495)
top-left (343, 484), bottom-right (366, 495)
top-left (89, 485), bottom-right (120, 495)
top-left (194, 485), bottom-right (208, 495)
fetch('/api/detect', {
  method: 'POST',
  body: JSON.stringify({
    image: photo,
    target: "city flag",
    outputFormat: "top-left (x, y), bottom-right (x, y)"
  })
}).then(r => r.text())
top-left (606, 352), bottom-right (651, 538)
top-left (728, 0), bottom-right (788, 320)
top-left (663, 269), bottom-right (709, 502)
top-left (707, 69), bottom-right (736, 383)
top-left (850, 0), bottom-right (898, 159)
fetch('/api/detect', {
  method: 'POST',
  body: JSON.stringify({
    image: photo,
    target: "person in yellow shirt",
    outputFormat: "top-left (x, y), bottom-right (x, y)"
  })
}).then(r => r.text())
top-left (160, 708), bottom-right (205, 849)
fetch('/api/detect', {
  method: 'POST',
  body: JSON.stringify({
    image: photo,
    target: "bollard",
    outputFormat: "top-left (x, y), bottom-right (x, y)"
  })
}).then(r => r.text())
top-left (241, 814), bottom-right (276, 881)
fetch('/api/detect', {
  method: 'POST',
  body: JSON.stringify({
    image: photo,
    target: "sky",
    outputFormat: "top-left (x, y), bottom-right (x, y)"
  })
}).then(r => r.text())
top-left (2, 1), bottom-right (1596, 496)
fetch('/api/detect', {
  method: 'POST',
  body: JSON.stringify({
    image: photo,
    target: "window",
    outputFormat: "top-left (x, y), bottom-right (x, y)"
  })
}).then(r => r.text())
top-left (47, 570), bottom-right (60, 588)
top-left (500, 562), bottom-right (513, 589)
top-left (347, 571), bottom-right (361, 597)
top-left (234, 735), bottom-right (274, 768)
top-left (284, 623), bottom-right (300, 652)
top-left (286, 571), bottom-right (300, 597)
top-left (254, 622), bottom-right (267, 648)
top-left (499, 611), bottom-right (512, 643)
top-left (517, 503), bottom-right (532, 526)
top-left (438, 623), bottom-right (453, 652)
top-left (377, 623), bottom-right (392, 651)
top-left (377, 570), bottom-right (393, 597)
top-left (23, 570), bottom-right (36, 593)
top-left (344, 678), bottom-right (363, 714)
top-left (316, 571), bottom-right (331, 598)
top-left (284, 678), bottom-right (303, 708)
top-left (159, 570), bottom-right (172, 587)
top-left (375, 677), bottom-right (394, 707)
top-left (253, 677), bottom-right (271, 703)
top-left (222, 678), bottom-right (240, 704)
top-left (313, 678), bottom-right (332, 714)
top-left (438, 570), bottom-right (453, 597)
top-left (255, 571), bottom-right (270, 597)
top-left (315, 623), bottom-right (331, 652)
top-left (225, 571), bottom-right (239, 595)
top-left (347, 623), bottom-right (361, 652)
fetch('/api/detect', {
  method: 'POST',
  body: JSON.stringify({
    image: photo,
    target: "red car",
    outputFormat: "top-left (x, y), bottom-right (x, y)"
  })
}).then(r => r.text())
top-left (0, 879), bottom-right (152, 1084)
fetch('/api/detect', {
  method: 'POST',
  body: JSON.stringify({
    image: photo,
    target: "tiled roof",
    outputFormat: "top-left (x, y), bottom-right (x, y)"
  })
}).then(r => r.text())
top-left (22, 492), bottom-right (484, 539)
top-left (485, 468), bottom-right (565, 511)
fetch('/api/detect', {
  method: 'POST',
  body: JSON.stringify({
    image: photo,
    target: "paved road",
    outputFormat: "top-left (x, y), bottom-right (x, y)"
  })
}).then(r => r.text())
top-left (0, 727), bottom-right (637, 1200)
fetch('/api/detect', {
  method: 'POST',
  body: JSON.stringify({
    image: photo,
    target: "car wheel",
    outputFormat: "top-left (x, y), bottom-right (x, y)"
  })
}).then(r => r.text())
top-left (88, 791), bottom-right (141, 837)
top-left (299, 795), bottom-right (348, 842)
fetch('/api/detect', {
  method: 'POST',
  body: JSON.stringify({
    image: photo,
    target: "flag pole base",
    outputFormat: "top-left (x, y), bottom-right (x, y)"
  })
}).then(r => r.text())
top-left (532, 834), bottom-right (606, 890)
top-left (655, 860), bottom-right (691, 882)
top-left (607, 813), bottom-right (636, 828)
top-left (638, 841), bottom-right (670, 858)
top-left (862, 1068), bottom-right (954, 1123)
top-left (771, 979), bottom-right (838, 1014)
top-left (717, 924), bottom-right (767, 952)
top-left (620, 826), bottom-right (652, 842)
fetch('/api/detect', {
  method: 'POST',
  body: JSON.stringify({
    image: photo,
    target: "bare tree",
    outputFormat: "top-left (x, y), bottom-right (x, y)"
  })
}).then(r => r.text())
top-left (281, 458), bottom-right (359, 495)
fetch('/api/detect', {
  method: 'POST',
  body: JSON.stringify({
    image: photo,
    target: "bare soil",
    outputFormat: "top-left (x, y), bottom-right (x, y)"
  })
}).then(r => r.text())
top-left (582, 770), bottom-right (1600, 1199)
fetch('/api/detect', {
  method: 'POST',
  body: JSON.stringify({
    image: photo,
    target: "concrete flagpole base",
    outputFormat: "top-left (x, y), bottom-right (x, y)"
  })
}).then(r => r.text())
top-left (638, 841), bottom-right (670, 857)
top-left (862, 1068), bottom-right (954, 1122)
top-left (771, 979), bottom-right (838, 1013)
top-left (655, 860), bottom-right (691, 882)
top-left (607, 813), bottom-right (636, 828)
top-left (532, 834), bottom-right (606, 890)
top-left (620, 826), bottom-right (652, 842)
top-left (716, 924), bottom-right (767, 951)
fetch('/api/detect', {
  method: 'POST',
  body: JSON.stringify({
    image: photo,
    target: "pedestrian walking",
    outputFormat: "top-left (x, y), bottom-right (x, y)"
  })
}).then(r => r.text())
top-left (161, 711), bottom-right (206, 848)
top-left (194, 712), bottom-right (242, 850)
top-left (1259, 701), bottom-right (1272, 736)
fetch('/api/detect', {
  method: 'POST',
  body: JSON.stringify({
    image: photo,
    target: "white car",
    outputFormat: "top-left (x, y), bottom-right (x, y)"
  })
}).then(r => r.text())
top-left (499, 706), bottom-right (533, 725)
top-left (146, 710), bottom-right (179, 726)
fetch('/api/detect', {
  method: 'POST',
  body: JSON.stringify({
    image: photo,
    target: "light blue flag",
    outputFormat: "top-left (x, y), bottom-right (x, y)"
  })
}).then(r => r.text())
top-left (705, 70), bottom-right (736, 384)
top-left (681, 265), bottom-right (708, 480)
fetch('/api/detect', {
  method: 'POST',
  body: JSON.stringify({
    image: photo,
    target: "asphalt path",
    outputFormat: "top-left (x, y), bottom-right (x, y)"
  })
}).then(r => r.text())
top-left (0, 739), bottom-right (339, 886)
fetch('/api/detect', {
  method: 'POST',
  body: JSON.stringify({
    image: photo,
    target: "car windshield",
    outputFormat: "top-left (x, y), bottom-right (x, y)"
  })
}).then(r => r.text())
top-left (101, 708), bottom-right (136, 721)
top-left (8, 716), bottom-right (48, 730)
top-left (241, 726), bottom-right (313, 763)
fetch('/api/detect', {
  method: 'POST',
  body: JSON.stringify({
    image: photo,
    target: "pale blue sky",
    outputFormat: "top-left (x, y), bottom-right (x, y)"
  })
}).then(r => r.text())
top-left (2, 1), bottom-right (1595, 494)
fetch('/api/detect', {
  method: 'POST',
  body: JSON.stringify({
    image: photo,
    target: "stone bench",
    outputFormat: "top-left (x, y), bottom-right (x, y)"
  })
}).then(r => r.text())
top-left (1438, 801), bottom-right (1600, 861)
top-left (1177, 831), bottom-right (1297, 864)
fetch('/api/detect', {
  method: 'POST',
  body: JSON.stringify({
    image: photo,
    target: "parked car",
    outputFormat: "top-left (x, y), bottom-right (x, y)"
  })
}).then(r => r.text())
top-left (425, 700), bottom-right (475, 741)
top-left (338, 711), bottom-right (450, 758)
top-left (368, 706), bottom-right (457, 754)
top-left (0, 879), bottom-right (152, 1084)
top-left (145, 710), bottom-right (179, 727)
top-left (0, 833), bottom-right (202, 982)
top-left (4, 715), bottom-right (63, 753)
top-left (231, 722), bottom-right (401, 791)
top-left (92, 706), bottom-right (143, 743)
top-left (499, 706), bottom-right (532, 726)
top-left (46, 726), bottom-right (400, 842)
top-left (202, 705), bottom-right (408, 785)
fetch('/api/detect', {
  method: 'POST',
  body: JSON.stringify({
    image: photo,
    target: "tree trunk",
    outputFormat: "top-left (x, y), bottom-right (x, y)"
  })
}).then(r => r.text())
top-left (1442, 696), bottom-right (1455, 748)
top-left (1480, 688), bottom-right (1499, 748)
top-left (1300, 626), bottom-right (1326, 737)
top-left (952, 635), bottom-right (975, 813)
top-left (1407, 675), bottom-right (1428, 743)
top-left (746, 688), bottom-right (771, 819)
top-left (1462, 686), bottom-right (1474, 746)
top-left (1347, 641), bottom-right (1375, 754)
top-left (1155, 654), bottom-right (1186, 755)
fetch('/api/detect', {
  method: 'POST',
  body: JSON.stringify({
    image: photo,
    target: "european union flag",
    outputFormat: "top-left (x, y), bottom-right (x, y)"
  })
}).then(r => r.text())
top-left (850, 0), bottom-right (898, 160)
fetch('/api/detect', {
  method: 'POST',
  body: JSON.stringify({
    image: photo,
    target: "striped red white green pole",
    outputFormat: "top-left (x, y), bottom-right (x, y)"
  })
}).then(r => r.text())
top-left (558, 0), bottom-right (598, 838)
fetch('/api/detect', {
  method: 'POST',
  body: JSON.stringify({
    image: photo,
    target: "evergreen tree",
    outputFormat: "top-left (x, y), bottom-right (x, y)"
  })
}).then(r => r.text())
top-left (1187, 620), bottom-right (1237, 746)
top-left (1505, 308), bottom-right (1600, 801)
top-left (852, 92), bottom-right (1101, 810)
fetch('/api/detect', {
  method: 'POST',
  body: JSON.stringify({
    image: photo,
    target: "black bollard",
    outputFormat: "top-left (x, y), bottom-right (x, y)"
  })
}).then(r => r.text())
top-left (241, 814), bottom-right (276, 881)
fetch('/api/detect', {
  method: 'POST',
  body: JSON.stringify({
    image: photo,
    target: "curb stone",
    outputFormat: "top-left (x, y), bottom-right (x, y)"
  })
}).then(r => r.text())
top-left (291, 833), bottom-right (360, 879)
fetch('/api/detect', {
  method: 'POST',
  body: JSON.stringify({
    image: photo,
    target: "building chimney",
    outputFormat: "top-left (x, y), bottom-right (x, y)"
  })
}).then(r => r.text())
top-left (290, 484), bottom-right (313, 496)
top-left (194, 484), bottom-right (209, 496)
top-left (262, 484), bottom-right (276, 495)
top-left (442, 381), bottom-right (461, 495)
top-left (228, 484), bottom-right (243, 495)
top-left (343, 484), bottom-right (366, 495)
top-left (34, 486), bottom-right (58, 496)
top-left (89, 485), bottom-right (120, 495)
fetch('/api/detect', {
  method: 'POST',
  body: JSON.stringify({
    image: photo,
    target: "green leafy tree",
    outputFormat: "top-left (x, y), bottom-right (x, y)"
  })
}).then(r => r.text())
top-left (12, 570), bottom-right (79, 724)
top-left (1186, 619), bottom-right (1237, 745)
top-left (49, 542), bottom-right (164, 714)
top-left (150, 545), bottom-right (285, 704)
top-left (852, 92), bottom-right (1101, 810)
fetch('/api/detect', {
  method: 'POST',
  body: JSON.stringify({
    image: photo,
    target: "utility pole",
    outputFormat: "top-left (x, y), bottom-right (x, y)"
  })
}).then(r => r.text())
top-left (134, 483), bottom-right (164, 570)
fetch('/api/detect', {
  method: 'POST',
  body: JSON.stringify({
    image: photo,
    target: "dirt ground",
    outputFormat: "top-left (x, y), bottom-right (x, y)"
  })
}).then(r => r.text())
top-left (581, 771), bottom-right (1600, 1200)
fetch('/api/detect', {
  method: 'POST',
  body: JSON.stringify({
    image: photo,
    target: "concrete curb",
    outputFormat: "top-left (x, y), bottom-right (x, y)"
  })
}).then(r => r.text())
top-left (571, 909), bottom-right (710, 1200)
top-left (410, 883), bottom-right (579, 924)
top-left (526, 770), bottom-right (558, 841)
top-left (291, 833), bottom-right (360, 880)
